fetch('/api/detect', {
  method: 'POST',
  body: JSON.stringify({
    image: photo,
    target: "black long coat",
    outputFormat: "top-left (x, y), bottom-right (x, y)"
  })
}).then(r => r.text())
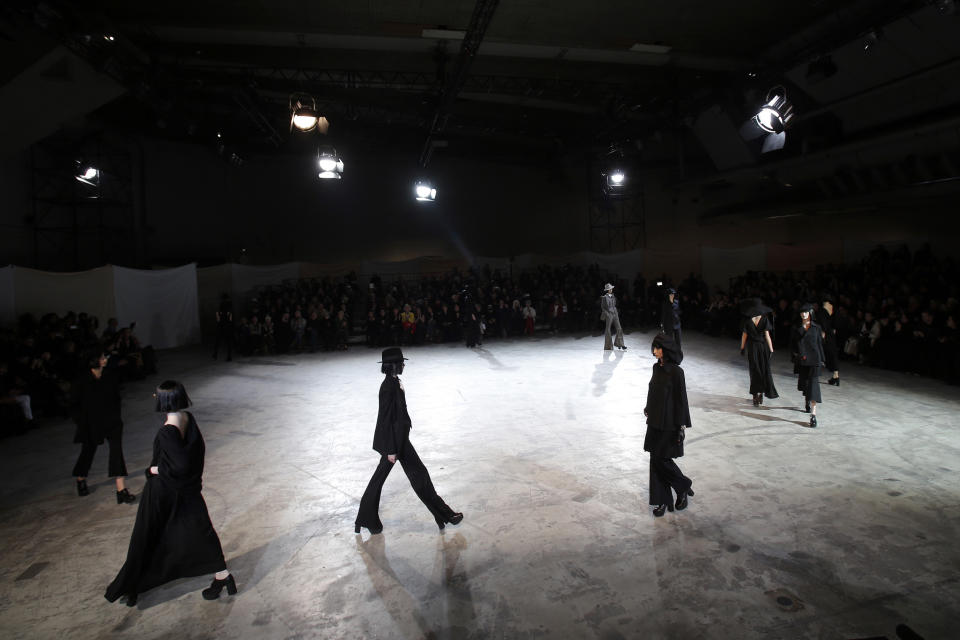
top-left (643, 362), bottom-right (692, 459)
top-left (105, 413), bottom-right (226, 601)
top-left (372, 376), bottom-right (412, 456)
top-left (792, 321), bottom-right (826, 369)
top-left (743, 316), bottom-right (779, 398)
top-left (72, 369), bottom-right (123, 444)
top-left (816, 308), bottom-right (839, 372)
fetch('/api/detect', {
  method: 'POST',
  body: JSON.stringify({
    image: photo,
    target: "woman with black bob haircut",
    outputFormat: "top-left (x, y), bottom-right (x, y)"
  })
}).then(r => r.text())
top-left (643, 334), bottom-right (694, 517)
top-left (105, 380), bottom-right (236, 606)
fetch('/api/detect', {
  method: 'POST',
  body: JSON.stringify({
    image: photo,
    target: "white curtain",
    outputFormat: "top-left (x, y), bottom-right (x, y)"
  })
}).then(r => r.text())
top-left (12, 265), bottom-right (116, 328)
top-left (113, 264), bottom-right (200, 349)
top-left (0, 265), bottom-right (14, 326)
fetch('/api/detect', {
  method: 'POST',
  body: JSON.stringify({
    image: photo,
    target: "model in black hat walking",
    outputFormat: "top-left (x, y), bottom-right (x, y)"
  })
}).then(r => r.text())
top-left (817, 294), bottom-right (840, 386)
top-left (739, 298), bottom-right (779, 406)
top-left (355, 347), bottom-right (463, 534)
top-left (791, 304), bottom-right (826, 428)
top-left (643, 334), bottom-right (694, 517)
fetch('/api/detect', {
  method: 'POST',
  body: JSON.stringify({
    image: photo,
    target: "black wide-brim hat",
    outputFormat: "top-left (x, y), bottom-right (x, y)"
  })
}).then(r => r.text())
top-left (739, 297), bottom-right (773, 317)
top-left (378, 347), bottom-right (408, 363)
top-left (798, 302), bottom-right (815, 315)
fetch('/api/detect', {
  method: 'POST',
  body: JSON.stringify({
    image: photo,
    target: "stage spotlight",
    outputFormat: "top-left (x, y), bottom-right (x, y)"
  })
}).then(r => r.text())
top-left (414, 180), bottom-right (437, 202)
top-left (317, 147), bottom-right (343, 179)
top-left (75, 162), bottom-right (100, 187)
top-left (290, 94), bottom-right (330, 133)
top-left (739, 86), bottom-right (795, 153)
top-left (607, 170), bottom-right (626, 187)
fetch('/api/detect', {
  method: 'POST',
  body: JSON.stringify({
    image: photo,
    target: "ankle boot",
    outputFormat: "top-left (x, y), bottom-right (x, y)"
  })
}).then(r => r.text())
top-left (652, 504), bottom-right (667, 517)
top-left (76, 479), bottom-right (89, 497)
top-left (810, 415), bottom-right (818, 428)
top-left (202, 574), bottom-right (237, 600)
top-left (116, 488), bottom-right (136, 504)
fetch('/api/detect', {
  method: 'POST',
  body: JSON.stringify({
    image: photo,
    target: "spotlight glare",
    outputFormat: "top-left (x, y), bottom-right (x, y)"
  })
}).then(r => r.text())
top-left (610, 171), bottom-right (625, 185)
top-left (316, 147), bottom-right (343, 180)
top-left (318, 157), bottom-right (338, 172)
top-left (75, 165), bottom-right (100, 186)
top-left (292, 111), bottom-right (319, 131)
top-left (414, 180), bottom-right (437, 201)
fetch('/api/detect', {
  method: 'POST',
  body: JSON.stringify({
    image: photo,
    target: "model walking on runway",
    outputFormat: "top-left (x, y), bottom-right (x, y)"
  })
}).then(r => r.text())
top-left (106, 381), bottom-right (235, 606)
top-left (817, 294), bottom-right (841, 386)
top-left (72, 352), bottom-right (136, 504)
top-left (355, 347), bottom-right (463, 534)
top-left (600, 283), bottom-right (627, 351)
top-left (739, 298), bottom-right (779, 406)
top-left (643, 334), bottom-right (694, 517)
top-left (791, 304), bottom-right (826, 428)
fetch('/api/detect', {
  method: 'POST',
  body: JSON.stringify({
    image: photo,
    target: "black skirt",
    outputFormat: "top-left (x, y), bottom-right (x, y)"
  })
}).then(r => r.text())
top-left (746, 341), bottom-right (779, 398)
top-left (797, 365), bottom-right (822, 403)
top-left (105, 477), bottom-right (226, 601)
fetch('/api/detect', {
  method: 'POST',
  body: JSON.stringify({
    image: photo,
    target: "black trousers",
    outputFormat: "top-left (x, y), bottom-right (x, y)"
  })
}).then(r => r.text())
top-left (73, 435), bottom-right (128, 478)
top-left (356, 441), bottom-right (451, 529)
top-left (672, 328), bottom-right (682, 348)
top-left (649, 457), bottom-right (691, 506)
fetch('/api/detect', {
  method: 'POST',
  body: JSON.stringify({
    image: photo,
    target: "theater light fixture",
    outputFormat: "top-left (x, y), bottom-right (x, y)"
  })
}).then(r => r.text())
top-left (290, 94), bottom-right (329, 133)
top-left (317, 147), bottom-right (344, 179)
top-left (414, 179), bottom-right (437, 202)
top-left (739, 86), bottom-right (795, 154)
top-left (606, 169), bottom-right (627, 188)
top-left (75, 162), bottom-right (100, 187)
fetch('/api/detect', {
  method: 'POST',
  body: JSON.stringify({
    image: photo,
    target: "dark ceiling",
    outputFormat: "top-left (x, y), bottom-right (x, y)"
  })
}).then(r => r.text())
top-left (1, 0), bottom-right (956, 182)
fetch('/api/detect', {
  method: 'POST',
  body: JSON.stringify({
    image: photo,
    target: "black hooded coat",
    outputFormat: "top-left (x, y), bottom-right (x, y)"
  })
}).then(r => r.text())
top-left (643, 338), bottom-right (691, 459)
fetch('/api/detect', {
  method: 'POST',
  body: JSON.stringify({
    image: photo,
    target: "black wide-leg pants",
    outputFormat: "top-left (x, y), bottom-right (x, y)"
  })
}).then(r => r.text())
top-left (72, 435), bottom-right (128, 478)
top-left (356, 441), bottom-right (451, 528)
top-left (649, 457), bottom-right (691, 506)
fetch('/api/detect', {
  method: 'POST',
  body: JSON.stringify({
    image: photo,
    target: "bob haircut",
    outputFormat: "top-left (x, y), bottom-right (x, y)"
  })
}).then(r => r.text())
top-left (155, 380), bottom-right (192, 412)
top-left (381, 361), bottom-right (404, 376)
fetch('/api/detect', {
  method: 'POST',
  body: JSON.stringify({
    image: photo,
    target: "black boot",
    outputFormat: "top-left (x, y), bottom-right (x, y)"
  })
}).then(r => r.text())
top-left (116, 488), bottom-right (136, 504)
top-left (76, 479), bottom-right (89, 497)
top-left (804, 400), bottom-right (811, 413)
top-left (354, 521), bottom-right (383, 534)
top-left (202, 574), bottom-right (237, 600)
top-left (810, 415), bottom-right (818, 428)
top-left (675, 491), bottom-right (689, 511)
top-left (652, 504), bottom-right (667, 517)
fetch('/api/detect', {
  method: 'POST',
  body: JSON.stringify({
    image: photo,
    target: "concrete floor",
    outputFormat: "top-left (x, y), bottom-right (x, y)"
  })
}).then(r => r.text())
top-left (0, 330), bottom-right (958, 640)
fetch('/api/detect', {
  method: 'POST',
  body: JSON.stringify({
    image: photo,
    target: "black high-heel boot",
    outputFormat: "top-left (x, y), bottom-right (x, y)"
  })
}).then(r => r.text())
top-left (652, 504), bottom-right (667, 517)
top-left (116, 488), bottom-right (136, 504)
top-left (675, 491), bottom-right (690, 511)
top-left (354, 522), bottom-right (383, 534)
top-left (202, 574), bottom-right (237, 600)
top-left (829, 378), bottom-right (839, 386)
top-left (76, 479), bottom-right (89, 497)
top-left (810, 415), bottom-right (818, 428)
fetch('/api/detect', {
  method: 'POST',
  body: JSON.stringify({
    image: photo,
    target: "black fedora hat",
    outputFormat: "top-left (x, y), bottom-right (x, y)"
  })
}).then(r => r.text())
top-left (378, 347), bottom-right (408, 363)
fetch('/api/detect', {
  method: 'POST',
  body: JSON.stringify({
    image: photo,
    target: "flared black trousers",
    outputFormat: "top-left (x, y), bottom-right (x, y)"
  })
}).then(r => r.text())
top-left (649, 457), bottom-right (691, 506)
top-left (73, 435), bottom-right (128, 478)
top-left (356, 441), bottom-right (451, 529)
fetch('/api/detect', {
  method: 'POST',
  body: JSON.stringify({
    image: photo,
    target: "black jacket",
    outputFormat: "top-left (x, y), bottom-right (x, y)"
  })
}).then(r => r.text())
top-left (372, 375), bottom-right (412, 456)
top-left (792, 321), bottom-right (826, 368)
top-left (72, 369), bottom-right (123, 444)
top-left (643, 362), bottom-right (691, 459)
top-left (661, 300), bottom-right (681, 332)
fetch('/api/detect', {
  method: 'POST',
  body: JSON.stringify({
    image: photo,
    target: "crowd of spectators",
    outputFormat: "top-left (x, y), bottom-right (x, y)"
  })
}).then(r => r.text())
top-left (677, 244), bottom-right (959, 383)
top-left (0, 312), bottom-right (155, 437)
top-left (229, 275), bottom-right (359, 356)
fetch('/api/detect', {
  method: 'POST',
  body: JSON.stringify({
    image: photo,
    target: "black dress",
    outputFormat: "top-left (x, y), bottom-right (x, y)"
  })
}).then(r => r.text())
top-left (743, 316), bottom-right (779, 399)
top-left (793, 322), bottom-right (826, 404)
top-left (105, 413), bottom-right (226, 602)
top-left (816, 309), bottom-right (839, 374)
top-left (643, 361), bottom-right (693, 505)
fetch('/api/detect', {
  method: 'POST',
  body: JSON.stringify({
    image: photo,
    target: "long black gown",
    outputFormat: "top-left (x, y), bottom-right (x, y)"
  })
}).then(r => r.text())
top-left (105, 413), bottom-right (226, 602)
top-left (743, 316), bottom-right (779, 399)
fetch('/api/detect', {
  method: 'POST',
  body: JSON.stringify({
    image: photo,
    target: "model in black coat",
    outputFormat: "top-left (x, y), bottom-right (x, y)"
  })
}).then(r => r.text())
top-left (791, 304), bottom-right (826, 428)
top-left (106, 381), bottom-right (235, 606)
top-left (71, 353), bottom-right (135, 503)
top-left (660, 289), bottom-right (682, 347)
top-left (643, 334), bottom-right (694, 517)
top-left (356, 347), bottom-right (462, 534)
top-left (739, 303), bottom-right (779, 406)
top-left (817, 298), bottom-right (840, 386)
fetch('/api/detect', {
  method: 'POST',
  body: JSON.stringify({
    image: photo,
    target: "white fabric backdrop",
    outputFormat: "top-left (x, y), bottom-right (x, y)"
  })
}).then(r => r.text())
top-left (0, 266), bottom-right (15, 326)
top-left (12, 265), bottom-right (116, 328)
top-left (700, 245), bottom-right (767, 293)
top-left (113, 264), bottom-right (200, 349)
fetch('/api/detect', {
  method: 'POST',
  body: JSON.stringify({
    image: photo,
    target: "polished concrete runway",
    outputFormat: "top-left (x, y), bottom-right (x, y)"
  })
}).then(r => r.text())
top-left (1, 330), bottom-right (958, 639)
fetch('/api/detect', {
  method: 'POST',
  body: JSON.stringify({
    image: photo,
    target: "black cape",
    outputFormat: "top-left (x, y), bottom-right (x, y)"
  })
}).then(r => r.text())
top-left (105, 413), bottom-right (226, 602)
top-left (372, 376), bottom-right (412, 456)
top-left (643, 362), bottom-right (691, 459)
top-left (743, 316), bottom-right (779, 398)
